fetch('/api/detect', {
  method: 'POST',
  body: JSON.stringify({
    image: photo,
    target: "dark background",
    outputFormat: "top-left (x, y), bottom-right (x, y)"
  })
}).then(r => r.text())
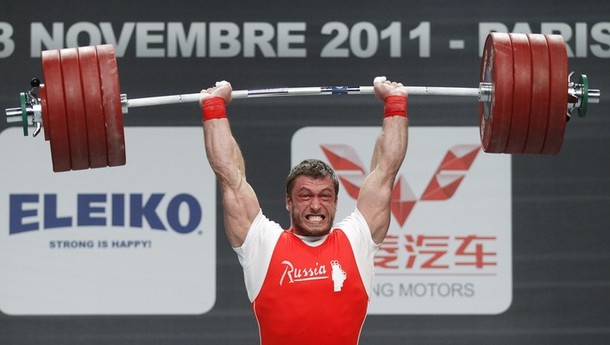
top-left (1, 1), bottom-right (609, 344)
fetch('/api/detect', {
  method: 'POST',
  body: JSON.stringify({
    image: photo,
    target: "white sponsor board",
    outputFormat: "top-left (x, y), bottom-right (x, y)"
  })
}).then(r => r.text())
top-left (292, 127), bottom-right (512, 314)
top-left (0, 127), bottom-right (216, 315)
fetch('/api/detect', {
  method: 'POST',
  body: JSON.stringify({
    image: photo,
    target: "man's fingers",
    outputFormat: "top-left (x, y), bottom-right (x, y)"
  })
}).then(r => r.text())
top-left (373, 76), bottom-right (387, 84)
top-left (215, 80), bottom-right (230, 88)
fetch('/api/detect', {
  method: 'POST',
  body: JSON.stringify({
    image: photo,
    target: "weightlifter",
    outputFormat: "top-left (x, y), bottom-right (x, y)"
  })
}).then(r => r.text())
top-left (199, 77), bottom-right (408, 345)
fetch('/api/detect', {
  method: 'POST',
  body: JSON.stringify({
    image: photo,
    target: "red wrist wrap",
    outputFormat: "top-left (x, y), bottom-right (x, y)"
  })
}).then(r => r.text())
top-left (202, 97), bottom-right (227, 121)
top-left (384, 95), bottom-right (407, 118)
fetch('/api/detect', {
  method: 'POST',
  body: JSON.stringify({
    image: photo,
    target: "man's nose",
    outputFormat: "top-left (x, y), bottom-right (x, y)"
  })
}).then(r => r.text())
top-left (310, 197), bottom-right (322, 210)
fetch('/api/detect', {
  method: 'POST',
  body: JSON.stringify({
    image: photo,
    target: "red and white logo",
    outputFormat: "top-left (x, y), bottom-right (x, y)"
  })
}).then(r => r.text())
top-left (292, 127), bottom-right (512, 315)
top-left (278, 259), bottom-right (346, 292)
top-left (322, 143), bottom-right (481, 226)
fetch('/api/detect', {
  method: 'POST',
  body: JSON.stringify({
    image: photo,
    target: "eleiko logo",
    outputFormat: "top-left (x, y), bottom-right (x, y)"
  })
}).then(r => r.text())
top-left (9, 193), bottom-right (202, 235)
top-left (321, 144), bottom-right (481, 226)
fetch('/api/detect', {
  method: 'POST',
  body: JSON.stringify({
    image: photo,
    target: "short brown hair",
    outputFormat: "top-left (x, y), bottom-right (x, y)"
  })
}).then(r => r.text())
top-left (286, 159), bottom-right (339, 196)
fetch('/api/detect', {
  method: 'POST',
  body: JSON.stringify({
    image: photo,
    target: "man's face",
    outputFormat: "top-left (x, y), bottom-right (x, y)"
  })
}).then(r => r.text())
top-left (286, 175), bottom-right (338, 237)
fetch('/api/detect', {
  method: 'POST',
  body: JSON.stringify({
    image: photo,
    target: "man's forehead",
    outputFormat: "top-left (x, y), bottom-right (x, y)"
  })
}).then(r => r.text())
top-left (293, 175), bottom-right (335, 190)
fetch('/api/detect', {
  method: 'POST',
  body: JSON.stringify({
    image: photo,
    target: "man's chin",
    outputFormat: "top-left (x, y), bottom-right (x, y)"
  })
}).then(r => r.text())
top-left (294, 223), bottom-right (331, 237)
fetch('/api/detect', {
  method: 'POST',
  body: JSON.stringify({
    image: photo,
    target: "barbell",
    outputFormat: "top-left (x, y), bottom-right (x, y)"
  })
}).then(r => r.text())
top-left (4, 32), bottom-right (602, 172)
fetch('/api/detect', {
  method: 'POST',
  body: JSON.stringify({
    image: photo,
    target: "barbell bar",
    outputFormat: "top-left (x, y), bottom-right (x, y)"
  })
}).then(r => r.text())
top-left (4, 32), bottom-right (602, 172)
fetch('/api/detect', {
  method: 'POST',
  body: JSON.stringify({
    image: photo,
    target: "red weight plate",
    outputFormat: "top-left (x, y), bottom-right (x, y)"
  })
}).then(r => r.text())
top-left (60, 48), bottom-right (90, 170)
top-left (42, 49), bottom-right (71, 172)
top-left (96, 44), bottom-right (126, 167)
top-left (540, 34), bottom-right (568, 155)
top-left (504, 33), bottom-right (532, 153)
top-left (522, 34), bottom-right (550, 154)
top-left (479, 32), bottom-right (513, 153)
top-left (40, 84), bottom-right (51, 141)
top-left (78, 46), bottom-right (108, 168)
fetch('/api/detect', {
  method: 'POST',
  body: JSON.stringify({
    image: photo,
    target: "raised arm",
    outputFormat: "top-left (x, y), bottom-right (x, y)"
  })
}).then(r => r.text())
top-left (357, 77), bottom-right (409, 244)
top-left (201, 81), bottom-right (260, 247)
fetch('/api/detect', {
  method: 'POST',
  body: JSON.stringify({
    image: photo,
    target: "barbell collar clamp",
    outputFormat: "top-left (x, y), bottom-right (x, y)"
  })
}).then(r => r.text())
top-left (6, 88), bottom-right (43, 137)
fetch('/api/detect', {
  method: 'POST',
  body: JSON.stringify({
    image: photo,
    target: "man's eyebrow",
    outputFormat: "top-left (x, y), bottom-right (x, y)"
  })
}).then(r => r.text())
top-left (296, 187), bottom-right (334, 193)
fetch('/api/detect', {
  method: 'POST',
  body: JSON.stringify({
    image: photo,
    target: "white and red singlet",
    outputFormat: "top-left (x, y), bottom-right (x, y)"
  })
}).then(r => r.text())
top-left (234, 208), bottom-right (379, 345)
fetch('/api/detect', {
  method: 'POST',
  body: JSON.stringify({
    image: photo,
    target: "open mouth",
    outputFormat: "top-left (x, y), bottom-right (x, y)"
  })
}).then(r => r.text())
top-left (306, 215), bottom-right (325, 222)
